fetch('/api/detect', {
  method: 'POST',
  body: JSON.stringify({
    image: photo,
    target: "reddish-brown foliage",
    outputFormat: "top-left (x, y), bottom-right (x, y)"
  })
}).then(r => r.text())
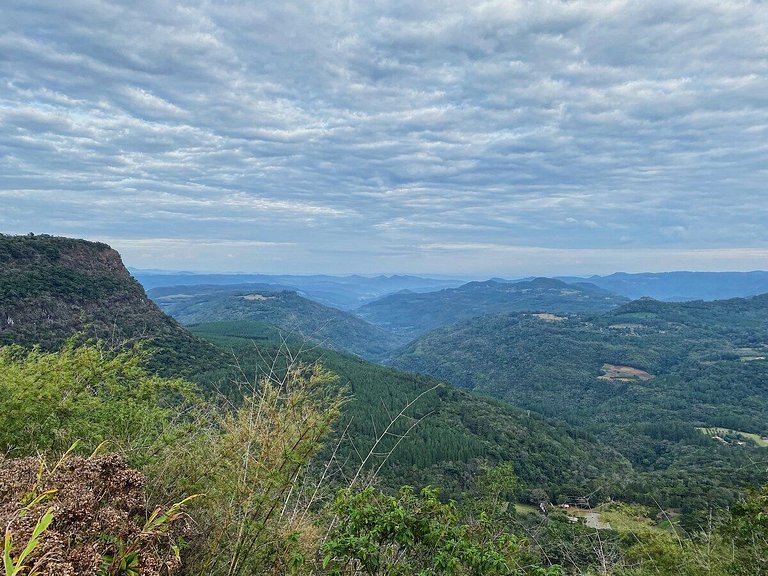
top-left (0, 453), bottom-right (185, 575)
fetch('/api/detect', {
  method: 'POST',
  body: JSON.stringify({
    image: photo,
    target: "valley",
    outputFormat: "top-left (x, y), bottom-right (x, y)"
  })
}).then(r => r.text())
top-left (2, 233), bottom-right (768, 575)
top-left (5, 1), bottom-right (767, 571)
top-left (138, 251), bottom-right (768, 522)
top-left (135, 271), bottom-right (464, 310)
top-left (149, 285), bottom-right (407, 360)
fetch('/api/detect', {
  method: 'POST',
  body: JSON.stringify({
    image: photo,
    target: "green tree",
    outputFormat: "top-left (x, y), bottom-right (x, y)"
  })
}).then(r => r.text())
top-left (321, 485), bottom-right (557, 575)
top-left (0, 341), bottom-right (195, 461)
top-left (725, 484), bottom-right (768, 575)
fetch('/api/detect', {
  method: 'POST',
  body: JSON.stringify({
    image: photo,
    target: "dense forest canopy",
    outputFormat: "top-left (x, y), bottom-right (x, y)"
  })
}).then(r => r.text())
top-left (390, 296), bottom-right (768, 520)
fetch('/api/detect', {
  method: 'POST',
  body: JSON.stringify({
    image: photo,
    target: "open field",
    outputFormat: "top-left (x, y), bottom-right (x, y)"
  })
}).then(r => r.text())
top-left (696, 427), bottom-right (768, 447)
top-left (734, 346), bottom-right (768, 361)
top-left (598, 363), bottom-right (654, 382)
top-left (531, 313), bottom-right (567, 322)
top-left (514, 503), bottom-right (540, 515)
top-left (241, 293), bottom-right (276, 301)
top-left (598, 504), bottom-right (679, 536)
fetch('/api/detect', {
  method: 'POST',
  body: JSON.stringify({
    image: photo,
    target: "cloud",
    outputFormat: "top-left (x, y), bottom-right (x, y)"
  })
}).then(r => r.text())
top-left (1, 0), bottom-right (767, 274)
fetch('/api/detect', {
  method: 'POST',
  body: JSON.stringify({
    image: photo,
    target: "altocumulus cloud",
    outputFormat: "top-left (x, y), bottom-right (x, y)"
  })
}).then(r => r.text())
top-left (1, 0), bottom-right (767, 274)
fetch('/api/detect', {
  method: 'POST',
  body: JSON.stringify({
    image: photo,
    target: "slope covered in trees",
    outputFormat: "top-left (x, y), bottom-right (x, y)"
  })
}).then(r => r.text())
top-left (153, 287), bottom-right (407, 360)
top-left (355, 277), bottom-right (628, 340)
top-left (190, 319), bottom-right (630, 501)
top-left (390, 295), bottom-right (768, 519)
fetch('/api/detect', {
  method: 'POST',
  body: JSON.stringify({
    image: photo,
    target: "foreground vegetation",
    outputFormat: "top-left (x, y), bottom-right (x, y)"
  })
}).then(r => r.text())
top-left (2, 340), bottom-right (767, 575)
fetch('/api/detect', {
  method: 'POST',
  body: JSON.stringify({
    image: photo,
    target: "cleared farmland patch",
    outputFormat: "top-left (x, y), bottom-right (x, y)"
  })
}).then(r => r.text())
top-left (532, 313), bottom-right (567, 322)
top-left (696, 427), bottom-right (768, 448)
top-left (598, 363), bottom-right (654, 382)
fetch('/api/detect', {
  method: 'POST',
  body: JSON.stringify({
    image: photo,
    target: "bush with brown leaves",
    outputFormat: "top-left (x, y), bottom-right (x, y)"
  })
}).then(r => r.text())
top-left (0, 452), bottom-right (187, 576)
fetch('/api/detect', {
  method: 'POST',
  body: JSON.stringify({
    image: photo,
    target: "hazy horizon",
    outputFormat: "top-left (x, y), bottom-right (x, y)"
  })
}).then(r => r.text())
top-left (128, 265), bottom-right (768, 280)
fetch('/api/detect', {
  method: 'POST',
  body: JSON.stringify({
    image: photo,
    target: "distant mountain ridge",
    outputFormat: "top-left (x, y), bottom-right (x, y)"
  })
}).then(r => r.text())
top-left (133, 271), bottom-right (464, 310)
top-left (355, 277), bottom-right (628, 340)
top-left (558, 271), bottom-right (768, 301)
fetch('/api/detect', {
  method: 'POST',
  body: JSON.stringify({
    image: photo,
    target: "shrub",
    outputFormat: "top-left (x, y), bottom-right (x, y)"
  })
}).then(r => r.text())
top-left (0, 453), bottom-right (189, 575)
top-left (0, 341), bottom-right (196, 461)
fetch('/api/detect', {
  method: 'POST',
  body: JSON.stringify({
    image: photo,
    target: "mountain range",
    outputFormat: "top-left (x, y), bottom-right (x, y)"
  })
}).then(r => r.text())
top-left (133, 270), bottom-right (463, 310)
top-left (557, 271), bottom-right (768, 301)
top-left (354, 277), bottom-right (628, 340)
top-left (4, 233), bottom-right (768, 523)
top-left (0, 234), bottom-right (628, 500)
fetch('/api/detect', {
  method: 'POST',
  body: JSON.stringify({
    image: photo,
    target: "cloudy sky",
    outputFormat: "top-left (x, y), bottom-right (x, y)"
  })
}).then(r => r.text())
top-left (1, 0), bottom-right (767, 276)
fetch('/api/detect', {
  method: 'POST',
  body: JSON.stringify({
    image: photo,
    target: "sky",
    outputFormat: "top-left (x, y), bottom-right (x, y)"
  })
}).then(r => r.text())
top-left (1, 0), bottom-right (767, 276)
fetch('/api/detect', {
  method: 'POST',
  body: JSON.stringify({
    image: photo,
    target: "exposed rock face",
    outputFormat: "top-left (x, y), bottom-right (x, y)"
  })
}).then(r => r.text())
top-left (0, 234), bottom-right (222, 376)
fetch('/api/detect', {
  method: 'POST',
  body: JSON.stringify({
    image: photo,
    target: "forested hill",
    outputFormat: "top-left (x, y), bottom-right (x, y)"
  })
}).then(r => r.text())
top-left (0, 234), bottom-right (223, 376)
top-left (392, 294), bottom-right (768, 422)
top-left (390, 294), bottom-right (768, 513)
top-left (151, 285), bottom-right (407, 360)
top-left (355, 277), bottom-right (628, 340)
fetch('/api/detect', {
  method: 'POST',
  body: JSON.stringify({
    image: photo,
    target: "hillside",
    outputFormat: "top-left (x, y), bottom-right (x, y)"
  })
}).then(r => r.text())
top-left (151, 286), bottom-right (407, 360)
top-left (190, 320), bottom-right (632, 500)
top-left (0, 234), bottom-right (224, 377)
top-left (390, 294), bottom-right (768, 513)
top-left (355, 277), bottom-right (628, 340)
top-left (134, 271), bottom-right (463, 310)
top-left (558, 271), bottom-right (768, 301)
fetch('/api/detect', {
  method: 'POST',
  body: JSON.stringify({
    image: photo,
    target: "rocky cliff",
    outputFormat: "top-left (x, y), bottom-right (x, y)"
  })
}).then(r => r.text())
top-left (0, 234), bottom-right (222, 376)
